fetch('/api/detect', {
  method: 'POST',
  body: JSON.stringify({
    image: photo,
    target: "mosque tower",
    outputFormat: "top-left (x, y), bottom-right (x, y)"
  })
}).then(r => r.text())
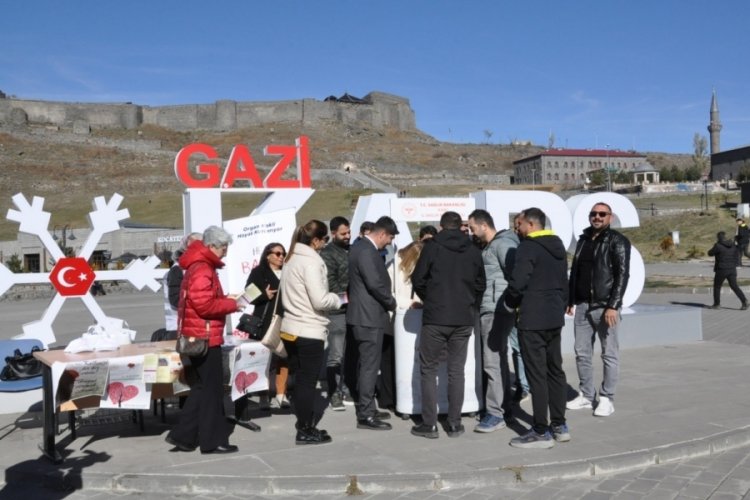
top-left (707, 88), bottom-right (722, 156)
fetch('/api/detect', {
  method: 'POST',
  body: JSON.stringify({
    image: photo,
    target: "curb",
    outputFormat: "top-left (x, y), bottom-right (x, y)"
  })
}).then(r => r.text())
top-left (8, 426), bottom-right (750, 496)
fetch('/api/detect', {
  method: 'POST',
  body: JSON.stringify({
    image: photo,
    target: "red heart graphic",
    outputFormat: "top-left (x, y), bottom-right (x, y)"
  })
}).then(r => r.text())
top-left (108, 381), bottom-right (140, 405)
top-left (234, 371), bottom-right (259, 393)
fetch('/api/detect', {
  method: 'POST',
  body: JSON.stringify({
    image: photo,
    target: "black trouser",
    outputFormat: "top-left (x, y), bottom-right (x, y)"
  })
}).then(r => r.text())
top-left (344, 325), bottom-right (384, 420)
top-left (376, 333), bottom-right (395, 409)
top-left (282, 336), bottom-right (325, 428)
top-left (713, 269), bottom-right (747, 305)
top-left (168, 346), bottom-right (229, 452)
top-left (418, 324), bottom-right (472, 427)
top-left (518, 328), bottom-right (567, 435)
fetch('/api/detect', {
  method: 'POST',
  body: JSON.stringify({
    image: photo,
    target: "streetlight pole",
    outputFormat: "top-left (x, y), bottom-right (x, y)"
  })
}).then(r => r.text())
top-left (52, 224), bottom-right (76, 256)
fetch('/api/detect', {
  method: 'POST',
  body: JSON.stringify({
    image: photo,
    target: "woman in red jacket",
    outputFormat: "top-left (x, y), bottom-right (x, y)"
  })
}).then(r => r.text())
top-left (166, 226), bottom-right (243, 454)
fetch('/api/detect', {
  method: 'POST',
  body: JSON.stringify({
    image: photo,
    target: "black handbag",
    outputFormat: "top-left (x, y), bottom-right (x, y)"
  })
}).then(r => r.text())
top-left (174, 267), bottom-right (209, 358)
top-left (1, 346), bottom-right (43, 381)
top-left (175, 335), bottom-right (208, 358)
top-left (236, 313), bottom-right (265, 341)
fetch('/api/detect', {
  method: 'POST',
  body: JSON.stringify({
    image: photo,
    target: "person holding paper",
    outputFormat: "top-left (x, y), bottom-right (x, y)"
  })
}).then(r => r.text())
top-left (234, 242), bottom-right (288, 426)
top-left (165, 226), bottom-right (243, 455)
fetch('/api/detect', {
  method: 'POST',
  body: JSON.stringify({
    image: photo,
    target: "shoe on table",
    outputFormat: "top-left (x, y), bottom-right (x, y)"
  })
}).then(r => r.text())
top-left (566, 393), bottom-right (593, 410)
top-left (411, 423), bottom-right (439, 439)
top-left (330, 392), bottom-right (346, 411)
top-left (446, 423), bottom-right (465, 438)
top-left (509, 430), bottom-right (555, 449)
top-left (474, 413), bottom-right (506, 433)
top-left (552, 423), bottom-right (571, 442)
top-left (357, 416), bottom-right (392, 431)
top-left (594, 396), bottom-right (615, 417)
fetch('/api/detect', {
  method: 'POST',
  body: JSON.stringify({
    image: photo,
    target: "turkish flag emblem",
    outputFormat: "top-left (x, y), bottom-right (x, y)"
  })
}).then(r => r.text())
top-left (50, 257), bottom-right (95, 296)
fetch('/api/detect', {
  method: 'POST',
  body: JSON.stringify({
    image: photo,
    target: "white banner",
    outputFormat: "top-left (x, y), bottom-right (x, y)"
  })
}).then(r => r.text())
top-left (390, 197), bottom-right (476, 222)
top-left (223, 208), bottom-right (297, 328)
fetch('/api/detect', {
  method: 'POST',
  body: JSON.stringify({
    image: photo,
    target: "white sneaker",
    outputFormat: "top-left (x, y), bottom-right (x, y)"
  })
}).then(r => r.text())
top-left (566, 393), bottom-right (593, 410)
top-left (594, 396), bottom-right (614, 417)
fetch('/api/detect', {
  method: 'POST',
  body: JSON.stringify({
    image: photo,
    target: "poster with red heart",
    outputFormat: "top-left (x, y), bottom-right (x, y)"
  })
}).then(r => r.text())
top-left (230, 342), bottom-right (271, 401)
top-left (100, 355), bottom-right (151, 409)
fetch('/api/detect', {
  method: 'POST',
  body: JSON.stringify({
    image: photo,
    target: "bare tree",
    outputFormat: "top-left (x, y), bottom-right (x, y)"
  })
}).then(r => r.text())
top-left (483, 129), bottom-right (494, 144)
top-left (693, 133), bottom-right (709, 175)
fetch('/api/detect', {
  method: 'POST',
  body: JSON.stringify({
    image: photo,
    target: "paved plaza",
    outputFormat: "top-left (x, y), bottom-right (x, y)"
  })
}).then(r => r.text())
top-left (0, 262), bottom-right (749, 498)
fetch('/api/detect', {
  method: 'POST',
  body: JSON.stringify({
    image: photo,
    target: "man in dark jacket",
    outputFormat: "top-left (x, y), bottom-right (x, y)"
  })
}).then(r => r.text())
top-left (345, 216), bottom-right (398, 431)
top-left (504, 207), bottom-right (569, 449)
top-left (566, 202), bottom-right (631, 418)
top-left (735, 218), bottom-right (750, 266)
top-left (410, 211), bottom-right (486, 439)
top-left (709, 231), bottom-right (748, 310)
top-left (320, 216), bottom-right (352, 411)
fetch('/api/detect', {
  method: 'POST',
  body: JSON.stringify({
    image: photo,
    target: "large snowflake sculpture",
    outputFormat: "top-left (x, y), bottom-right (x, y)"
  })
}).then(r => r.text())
top-left (1, 193), bottom-right (167, 347)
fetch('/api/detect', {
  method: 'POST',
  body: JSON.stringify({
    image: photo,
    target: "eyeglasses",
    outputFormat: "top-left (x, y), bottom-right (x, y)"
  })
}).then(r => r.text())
top-left (269, 251), bottom-right (286, 257)
top-left (589, 211), bottom-right (611, 218)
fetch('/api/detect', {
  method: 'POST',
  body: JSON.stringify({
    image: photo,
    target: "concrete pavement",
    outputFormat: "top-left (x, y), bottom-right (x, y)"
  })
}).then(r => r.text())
top-left (1, 265), bottom-right (749, 497)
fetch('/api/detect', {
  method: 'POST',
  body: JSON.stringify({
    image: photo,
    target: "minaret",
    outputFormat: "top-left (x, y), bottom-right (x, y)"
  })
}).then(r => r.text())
top-left (708, 88), bottom-right (722, 156)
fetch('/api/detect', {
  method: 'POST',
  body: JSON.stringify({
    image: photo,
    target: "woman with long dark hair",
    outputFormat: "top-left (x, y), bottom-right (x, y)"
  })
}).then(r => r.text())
top-left (280, 220), bottom-right (341, 445)
top-left (234, 242), bottom-right (289, 427)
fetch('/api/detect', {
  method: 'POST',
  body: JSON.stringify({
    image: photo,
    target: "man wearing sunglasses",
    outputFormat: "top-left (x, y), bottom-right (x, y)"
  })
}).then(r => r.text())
top-left (566, 202), bottom-right (631, 418)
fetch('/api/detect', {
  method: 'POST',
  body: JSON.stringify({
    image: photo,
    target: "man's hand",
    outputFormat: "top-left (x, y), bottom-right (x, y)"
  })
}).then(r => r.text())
top-left (565, 306), bottom-right (575, 316)
top-left (603, 308), bottom-right (618, 327)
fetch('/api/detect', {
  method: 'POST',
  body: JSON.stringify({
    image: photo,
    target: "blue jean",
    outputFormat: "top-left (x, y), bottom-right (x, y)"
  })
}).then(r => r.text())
top-left (508, 326), bottom-right (529, 393)
top-left (573, 303), bottom-right (620, 401)
top-left (479, 313), bottom-right (511, 417)
top-left (325, 313), bottom-right (349, 396)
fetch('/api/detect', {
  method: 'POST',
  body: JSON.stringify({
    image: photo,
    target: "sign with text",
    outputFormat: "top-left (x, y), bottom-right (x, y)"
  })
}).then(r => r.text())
top-left (174, 136), bottom-right (311, 189)
top-left (390, 197), bottom-right (476, 222)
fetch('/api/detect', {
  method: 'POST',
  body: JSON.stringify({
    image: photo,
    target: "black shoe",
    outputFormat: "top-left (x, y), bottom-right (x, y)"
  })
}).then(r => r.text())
top-left (165, 435), bottom-right (196, 452)
top-left (201, 444), bottom-right (239, 454)
top-left (411, 423), bottom-right (439, 439)
top-left (238, 419), bottom-right (261, 432)
top-left (742, 303), bottom-right (749, 311)
top-left (296, 426), bottom-right (332, 445)
top-left (446, 424), bottom-right (465, 438)
top-left (357, 417), bottom-right (392, 431)
top-left (376, 410), bottom-right (391, 420)
top-left (709, 304), bottom-right (720, 309)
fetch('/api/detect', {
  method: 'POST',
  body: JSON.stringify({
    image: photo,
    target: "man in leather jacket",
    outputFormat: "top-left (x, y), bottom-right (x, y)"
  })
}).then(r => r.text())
top-left (566, 202), bottom-right (630, 418)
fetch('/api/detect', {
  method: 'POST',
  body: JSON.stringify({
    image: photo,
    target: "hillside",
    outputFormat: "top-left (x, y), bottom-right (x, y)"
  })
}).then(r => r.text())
top-left (0, 119), bottom-right (692, 240)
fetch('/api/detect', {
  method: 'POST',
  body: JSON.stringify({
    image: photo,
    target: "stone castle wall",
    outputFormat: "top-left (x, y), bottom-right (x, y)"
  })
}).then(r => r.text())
top-left (0, 91), bottom-right (416, 132)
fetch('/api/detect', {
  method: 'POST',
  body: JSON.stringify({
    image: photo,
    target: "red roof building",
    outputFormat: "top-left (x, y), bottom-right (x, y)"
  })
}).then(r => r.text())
top-left (513, 148), bottom-right (647, 187)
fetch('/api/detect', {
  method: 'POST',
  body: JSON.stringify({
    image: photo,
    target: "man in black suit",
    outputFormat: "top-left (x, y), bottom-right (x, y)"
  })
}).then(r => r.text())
top-left (345, 216), bottom-right (399, 430)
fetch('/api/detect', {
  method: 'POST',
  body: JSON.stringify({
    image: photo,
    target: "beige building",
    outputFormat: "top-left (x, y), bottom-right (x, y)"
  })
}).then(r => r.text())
top-left (513, 148), bottom-right (647, 187)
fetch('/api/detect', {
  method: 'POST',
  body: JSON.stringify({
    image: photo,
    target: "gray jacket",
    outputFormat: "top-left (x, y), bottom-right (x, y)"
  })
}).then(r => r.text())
top-left (480, 229), bottom-right (519, 315)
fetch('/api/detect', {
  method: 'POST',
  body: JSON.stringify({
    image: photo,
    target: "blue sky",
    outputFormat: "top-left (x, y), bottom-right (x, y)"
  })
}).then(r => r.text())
top-left (1, 1), bottom-right (748, 154)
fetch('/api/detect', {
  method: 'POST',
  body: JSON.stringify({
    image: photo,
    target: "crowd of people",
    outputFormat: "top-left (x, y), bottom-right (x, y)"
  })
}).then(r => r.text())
top-left (165, 201), bottom-right (632, 453)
